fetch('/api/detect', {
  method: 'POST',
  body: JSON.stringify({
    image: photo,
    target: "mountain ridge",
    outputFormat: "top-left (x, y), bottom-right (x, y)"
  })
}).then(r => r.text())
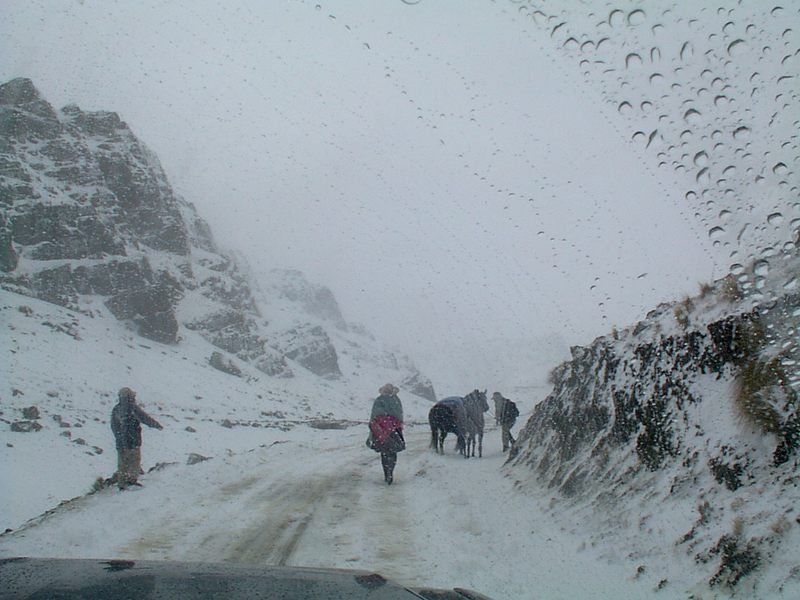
top-left (0, 77), bottom-right (435, 398)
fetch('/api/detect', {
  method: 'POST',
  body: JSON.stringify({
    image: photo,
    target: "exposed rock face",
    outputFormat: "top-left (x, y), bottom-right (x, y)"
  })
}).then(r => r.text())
top-left (400, 368), bottom-right (436, 402)
top-left (208, 351), bottom-right (242, 377)
top-left (273, 323), bottom-right (341, 378)
top-left (0, 79), bottom-right (270, 362)
top-left (511, 268), bottom-right (799, 589)
top-left (0, 77), bottom-right (436, 392)
top-left (0, 78), bottom-right (187, 343)
top-left (11, 421), bottom-right (43, 433)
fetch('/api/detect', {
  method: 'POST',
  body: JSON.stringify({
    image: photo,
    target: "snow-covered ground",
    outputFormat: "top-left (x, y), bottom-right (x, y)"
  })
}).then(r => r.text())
top-left (3, 422), bottom-right (658, 599)
top-left (8, 286), bottom-right (797, 599)
top-left (0, 287), bottom-right (664, 599)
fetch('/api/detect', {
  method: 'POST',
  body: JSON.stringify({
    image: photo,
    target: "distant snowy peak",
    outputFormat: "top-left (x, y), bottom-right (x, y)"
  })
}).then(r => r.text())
top-left (0, 78), bottom-right (436, 395)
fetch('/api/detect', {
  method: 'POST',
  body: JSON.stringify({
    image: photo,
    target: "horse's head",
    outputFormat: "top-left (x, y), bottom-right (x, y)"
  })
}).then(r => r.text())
top-left (469, 389), bottom-right (490, 412)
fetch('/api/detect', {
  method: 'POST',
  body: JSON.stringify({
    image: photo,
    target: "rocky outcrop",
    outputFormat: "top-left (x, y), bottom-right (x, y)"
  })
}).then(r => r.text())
top-left (208, 352), bottom-right (242, 377)
top-left (511, 266), bottom-right (799, 589)
top-left (0, 77), bottom-right (435, 389)
top-left (0, 78), bottom-right (265, 353)
top-left (400, 369), bottom-right (436, 403)
top-left (273, 323), bottom-right (341, 378)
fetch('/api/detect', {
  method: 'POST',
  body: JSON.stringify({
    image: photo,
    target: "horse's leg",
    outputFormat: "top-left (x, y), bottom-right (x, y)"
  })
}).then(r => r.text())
top-left (478, 431), bottom-right (483, 457)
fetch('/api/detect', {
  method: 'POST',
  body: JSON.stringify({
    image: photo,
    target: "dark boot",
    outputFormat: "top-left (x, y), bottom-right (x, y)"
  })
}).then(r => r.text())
top-left (381, 452), bottom-right (396, 484)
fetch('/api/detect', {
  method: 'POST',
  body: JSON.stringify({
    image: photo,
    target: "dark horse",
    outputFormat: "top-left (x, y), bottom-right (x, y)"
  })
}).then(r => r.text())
top-left (429, 396), bottom-right (468, 458)
top-left (463, 389), bottom-right (489, 458)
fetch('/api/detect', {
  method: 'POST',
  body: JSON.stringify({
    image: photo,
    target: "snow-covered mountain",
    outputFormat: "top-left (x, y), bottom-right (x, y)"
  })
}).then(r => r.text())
top-left (510, 255), bottom-right (799, 595)
top-left (0, 77), bottom-right (436, 530)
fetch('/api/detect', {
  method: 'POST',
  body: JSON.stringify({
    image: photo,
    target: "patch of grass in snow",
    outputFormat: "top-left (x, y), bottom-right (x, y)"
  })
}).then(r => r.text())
top-left (718, 274), bottom-right (744, 303)
top-left (733, 357), bottom-right (786, 436)
top-left (698, 281), bottom-right (714, 299)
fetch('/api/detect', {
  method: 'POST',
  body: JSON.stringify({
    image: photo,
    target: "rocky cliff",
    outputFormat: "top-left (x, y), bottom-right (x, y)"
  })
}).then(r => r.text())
top-left (510, 259), bottom-right (799, 592)
top-left (0, 78), bottom-right (434, 395)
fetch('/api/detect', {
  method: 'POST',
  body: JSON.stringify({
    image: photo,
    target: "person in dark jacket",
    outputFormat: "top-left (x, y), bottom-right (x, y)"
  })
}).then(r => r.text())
top-left (111, 387), bottom-right (163, 488)
top-left (367, 383), bottom-right (405, 485)
top-left (494, 392), bottom-right (519, 452)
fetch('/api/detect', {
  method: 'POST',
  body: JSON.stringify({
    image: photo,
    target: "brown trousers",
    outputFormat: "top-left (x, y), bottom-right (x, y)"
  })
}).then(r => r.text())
top-left (116, 447), bottom-right (142, 484)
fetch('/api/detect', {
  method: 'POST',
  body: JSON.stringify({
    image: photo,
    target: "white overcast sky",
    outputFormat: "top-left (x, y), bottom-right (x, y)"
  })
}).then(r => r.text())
top-left (4, 0), bottom-right (793, 390)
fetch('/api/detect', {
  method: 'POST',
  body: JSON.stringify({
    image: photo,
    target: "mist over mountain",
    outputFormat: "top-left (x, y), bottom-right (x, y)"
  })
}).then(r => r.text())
top-left (0, 76), bottom-right (435, 395)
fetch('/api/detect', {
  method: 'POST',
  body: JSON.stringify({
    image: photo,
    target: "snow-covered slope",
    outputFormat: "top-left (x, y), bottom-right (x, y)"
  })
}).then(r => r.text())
top-left (510, 254), bottom-right (800, 596)
top-left (0, 77), bottom-right (438, 532)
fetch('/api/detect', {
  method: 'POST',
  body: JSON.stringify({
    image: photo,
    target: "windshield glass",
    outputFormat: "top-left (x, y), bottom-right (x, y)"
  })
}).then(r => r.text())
top-left (1, 2), bottom-right (797, 599)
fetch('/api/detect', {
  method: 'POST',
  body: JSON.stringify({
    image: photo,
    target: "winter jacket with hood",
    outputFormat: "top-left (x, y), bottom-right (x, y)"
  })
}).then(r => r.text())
top-left (368, 391), bottom-right (404, 452)
top-left (111, 398), bottom-right (162, 449)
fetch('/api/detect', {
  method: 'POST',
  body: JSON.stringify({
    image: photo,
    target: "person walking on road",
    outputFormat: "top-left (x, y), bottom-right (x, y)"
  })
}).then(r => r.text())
top-left (494, 391), bottom-right (519, 452)
top-left (367, 383), bottom-right (405, 485)
top-left (111, 387), bottom-right (163, 489)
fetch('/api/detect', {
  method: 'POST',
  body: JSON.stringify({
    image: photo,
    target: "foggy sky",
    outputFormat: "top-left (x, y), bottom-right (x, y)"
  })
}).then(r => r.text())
top-left (2, 1), bottom-right (729, 392)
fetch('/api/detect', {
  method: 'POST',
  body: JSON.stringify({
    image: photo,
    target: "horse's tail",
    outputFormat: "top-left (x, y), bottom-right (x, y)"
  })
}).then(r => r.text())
top-left (428, 407), bottom-right (437, 449)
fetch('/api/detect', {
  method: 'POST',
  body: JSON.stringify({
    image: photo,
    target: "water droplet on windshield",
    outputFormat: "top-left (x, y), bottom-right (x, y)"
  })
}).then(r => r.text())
top-left (694, 151), bottom-right (709, 167)
top-left (708, 226), bottom-right (725, 240)
top-left (727, 39), bottom-right (748, 56)
top-left (625, 53), bottom-right (643, 69)
top-left (754, 260), bottom-right (770, 276)
top-left (647, 47), bottom-right (660, 63)
top-left (680, 42), bottom-right (694, 61)
top-left (683, 109), bottom-right (702, 125)
top-left (608, 9), bottom-right (624, 27)
top-left (733, 126), bottom-right (751, 140)
top-left (627, 10), bottom-right (646, 26)
top-left (767, 212), bottom-right (784, 225)
top-left (773, 162), bottom-right (788, 175)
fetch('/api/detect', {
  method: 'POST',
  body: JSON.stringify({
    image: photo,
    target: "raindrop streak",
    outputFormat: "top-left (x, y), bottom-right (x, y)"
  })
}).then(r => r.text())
top-left (680, 41), bottom-right (694, 61)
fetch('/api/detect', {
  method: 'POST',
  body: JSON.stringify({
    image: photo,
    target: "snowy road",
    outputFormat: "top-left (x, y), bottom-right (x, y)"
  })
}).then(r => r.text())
top-left (0, 425), bottom-right (654, 599)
